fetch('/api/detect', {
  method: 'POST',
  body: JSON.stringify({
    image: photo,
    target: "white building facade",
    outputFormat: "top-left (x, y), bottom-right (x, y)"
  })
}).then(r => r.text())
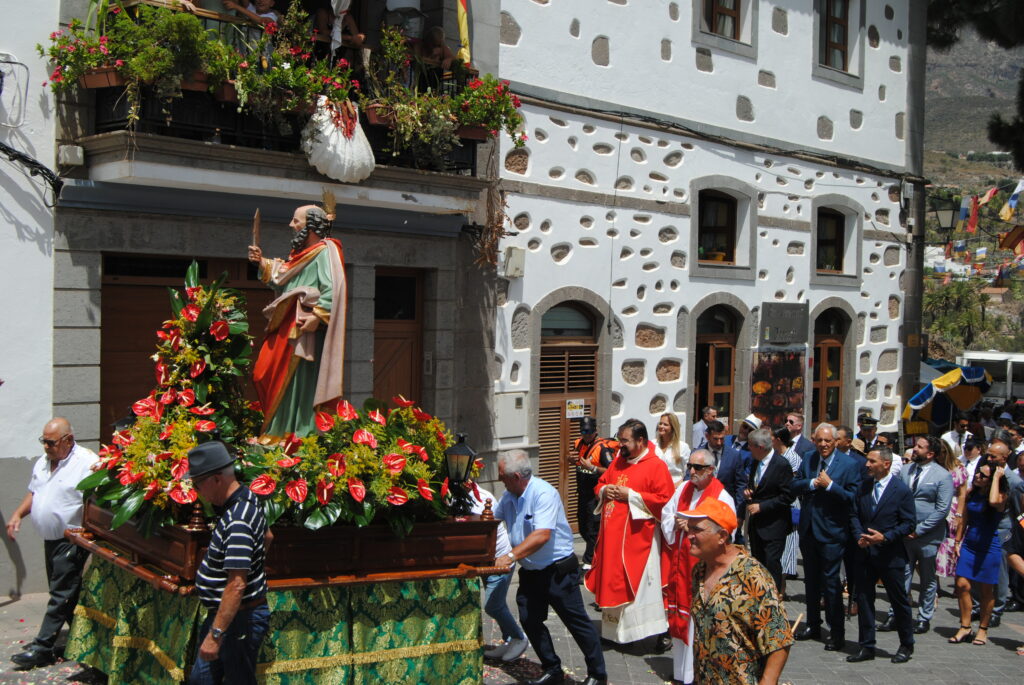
top-left (491, 0), bottom-right (925, 509)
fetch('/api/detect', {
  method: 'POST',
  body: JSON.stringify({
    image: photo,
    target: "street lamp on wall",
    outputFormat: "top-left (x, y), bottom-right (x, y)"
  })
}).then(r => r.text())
top-left (931, 198), bottom-right (958, 232)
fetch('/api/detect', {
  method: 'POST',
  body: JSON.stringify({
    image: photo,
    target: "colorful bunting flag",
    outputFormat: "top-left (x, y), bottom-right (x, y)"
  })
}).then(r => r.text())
top-left (999, 179), bottom-right (1024, 222)
top-left (999, 224), bottom-right (1024, 251)
top-left (978, 187), bottom-right (999, 205)
top-left (976, 246), bottom-right (988, 259)
top-left (956, 196), bottom-right (971, 231)
top-left (966, 195), bottom-right (980, 233)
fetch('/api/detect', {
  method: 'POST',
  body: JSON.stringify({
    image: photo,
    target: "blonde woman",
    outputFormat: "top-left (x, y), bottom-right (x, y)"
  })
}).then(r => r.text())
top-left (655, 413), bottom-right (691, 487)
top-left (936, 438), bottom-right (970, 582)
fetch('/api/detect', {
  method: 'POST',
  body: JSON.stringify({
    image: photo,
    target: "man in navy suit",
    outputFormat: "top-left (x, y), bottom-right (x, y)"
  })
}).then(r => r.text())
top-left (786, 412), bottom-right (817, 460)
top-left (744, 427), bottom-right (794, 593)
top-left (792, 423), bottom-right (861, 650)
top-left (706, 420), bottom-right (749, 522)
top-left (847, 447), bottom-right (917, 664)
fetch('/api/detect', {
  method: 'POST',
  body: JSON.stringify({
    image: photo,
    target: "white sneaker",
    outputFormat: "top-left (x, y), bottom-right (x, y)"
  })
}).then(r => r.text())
top-left (483, 640), bottom-right (509, 659)
top-left (501, 637), bottom-right (529, 662)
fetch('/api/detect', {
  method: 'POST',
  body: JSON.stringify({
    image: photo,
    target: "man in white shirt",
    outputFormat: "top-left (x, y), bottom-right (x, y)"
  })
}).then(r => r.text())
top-left (690, 406), bottom-right (717, 450)
top-left (940, 413), bottom-right (972, 457)
top-left (6, 418), bottom-right (98, 668)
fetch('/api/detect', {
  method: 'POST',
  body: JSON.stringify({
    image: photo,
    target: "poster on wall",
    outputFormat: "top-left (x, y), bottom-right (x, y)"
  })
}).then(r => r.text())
top-left (750, 346), bottom-right (806, 428)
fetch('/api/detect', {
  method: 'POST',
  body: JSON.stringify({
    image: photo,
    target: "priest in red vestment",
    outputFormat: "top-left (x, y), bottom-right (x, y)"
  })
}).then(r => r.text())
top-left (584, 418), bottom-right (675, 644)
top-left (660, 447), bottom-right (736, 684)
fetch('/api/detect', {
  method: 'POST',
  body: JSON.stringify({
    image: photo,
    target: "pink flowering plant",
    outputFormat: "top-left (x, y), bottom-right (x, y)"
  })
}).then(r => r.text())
top-left (36, 19), bottom-right (110, 89)
top-left (454, 74), bottom-right (527, 147)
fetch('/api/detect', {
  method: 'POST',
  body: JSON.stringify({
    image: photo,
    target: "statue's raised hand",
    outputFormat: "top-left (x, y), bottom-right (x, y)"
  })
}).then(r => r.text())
top-left (248, 245), bottom-right (263, 263)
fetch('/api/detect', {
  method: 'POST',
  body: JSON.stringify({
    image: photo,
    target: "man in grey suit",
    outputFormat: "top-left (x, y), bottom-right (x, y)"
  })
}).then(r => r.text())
top-left (879, 435), bottom-right (951, 635)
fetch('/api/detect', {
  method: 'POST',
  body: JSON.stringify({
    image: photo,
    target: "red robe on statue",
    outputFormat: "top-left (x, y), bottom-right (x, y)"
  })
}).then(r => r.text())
top-left (664, 477), bottom-right (726, 641)
top-left (584, 441), bottom-right (675, 608)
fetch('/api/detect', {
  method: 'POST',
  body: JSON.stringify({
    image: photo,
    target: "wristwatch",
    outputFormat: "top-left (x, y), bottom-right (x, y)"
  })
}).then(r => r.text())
top-left (506, 552), bottom-right (515, 562)
top-left (211, 627), bottom-right (225, 641)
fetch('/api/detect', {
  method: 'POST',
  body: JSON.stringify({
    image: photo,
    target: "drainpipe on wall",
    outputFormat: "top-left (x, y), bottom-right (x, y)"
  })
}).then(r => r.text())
top-left (899, 1), bottom-right (928, 424)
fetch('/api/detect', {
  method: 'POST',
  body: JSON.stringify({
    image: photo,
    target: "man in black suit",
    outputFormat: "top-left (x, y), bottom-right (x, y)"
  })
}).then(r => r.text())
top-left (706, 420), bottom-right (749, 520)
top-left (847, 447), bottom-right (917, 664)
top-left (743, 427), bottom-right (794, 594)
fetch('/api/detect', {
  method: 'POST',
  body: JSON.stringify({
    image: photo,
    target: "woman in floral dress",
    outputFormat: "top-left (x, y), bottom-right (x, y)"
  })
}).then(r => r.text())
top-left (936, 439), bottom-right (969, 581)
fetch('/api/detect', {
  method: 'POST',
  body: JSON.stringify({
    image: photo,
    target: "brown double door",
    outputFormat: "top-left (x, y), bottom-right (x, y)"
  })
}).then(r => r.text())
top-left (695, 336), bottom-right (736, 422)
top-left (537, 345), bottom-right (598, 532)
top-left (373, 269), bottom-right (423, 407)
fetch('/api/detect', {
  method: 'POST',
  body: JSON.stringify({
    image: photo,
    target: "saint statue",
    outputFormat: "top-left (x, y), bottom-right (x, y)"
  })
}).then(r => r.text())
top-left (248, 203), bottom-right (347, 442)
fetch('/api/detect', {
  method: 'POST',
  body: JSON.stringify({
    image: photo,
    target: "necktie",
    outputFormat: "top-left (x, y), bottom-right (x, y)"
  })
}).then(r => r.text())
top-left (755, 460), bottom-right (765, 486)
top-left (873, 481), bottom-right (883, 505)
top-left (911, 465), bottom-right (921, 492)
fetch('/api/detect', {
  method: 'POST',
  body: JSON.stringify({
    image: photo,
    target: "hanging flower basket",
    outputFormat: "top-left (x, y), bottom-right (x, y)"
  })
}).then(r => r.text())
top-left (364, 102), bottom-right (396, 127)
top-left (78, 65), bottom-right (125, 89)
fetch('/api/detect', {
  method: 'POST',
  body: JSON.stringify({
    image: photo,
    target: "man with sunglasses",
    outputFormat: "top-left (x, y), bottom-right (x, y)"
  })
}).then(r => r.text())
top-left (7, 418), bottom-right (98, 669)
top-left (660, 448), bottom-right (735, 684)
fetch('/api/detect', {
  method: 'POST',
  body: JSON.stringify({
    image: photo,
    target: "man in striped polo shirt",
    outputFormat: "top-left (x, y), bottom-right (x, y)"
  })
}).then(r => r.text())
top-left (187, 441), bottom-right (269, 685)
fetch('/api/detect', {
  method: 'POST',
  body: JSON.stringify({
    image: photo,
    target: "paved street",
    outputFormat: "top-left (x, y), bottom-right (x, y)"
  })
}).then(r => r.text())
top-left (1, 560), bottom-right (1023, 684)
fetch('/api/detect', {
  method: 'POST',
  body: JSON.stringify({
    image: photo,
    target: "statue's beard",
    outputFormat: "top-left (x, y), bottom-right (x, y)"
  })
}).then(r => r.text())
top-left (291, 226), bottom-right (310, 252)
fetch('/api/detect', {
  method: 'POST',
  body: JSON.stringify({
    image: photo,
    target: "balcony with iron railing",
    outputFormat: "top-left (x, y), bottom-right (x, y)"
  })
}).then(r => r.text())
top-left (51, 1), bottom-right (520, 185)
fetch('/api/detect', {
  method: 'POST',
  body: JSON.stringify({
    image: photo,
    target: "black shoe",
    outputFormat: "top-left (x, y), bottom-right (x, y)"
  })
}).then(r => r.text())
top-left (10, 648), bottom-right (55, 669)
top-left (1005, 600), bottom-right (1022, 612)
top-left (793, 625), bottom-right (821, 641)
top-left (580, 678), bottom-right (607, 685)
top-left (655, 632), bottom-right (672, 654)
top-left (877, 616), bottom-right (896, 632)
top-left (526, 669), bottom-right (565, 685)
top-left (891, 645), bottom-right (913, 663)
top-left (989, 614), bottom-right (1001, 628)
top-left (823, 638), bottom-right (845, 651)
top-left (971, 608), bottom-right (980, 621)
top-left (846, 648), bottom-right (875, 662)
top-left (913, 619), bottom-right (930, 634)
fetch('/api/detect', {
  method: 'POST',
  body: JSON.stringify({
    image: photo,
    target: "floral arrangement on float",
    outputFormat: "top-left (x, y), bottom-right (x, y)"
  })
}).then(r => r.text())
top-left (78, 262), bottom-right (477, 539)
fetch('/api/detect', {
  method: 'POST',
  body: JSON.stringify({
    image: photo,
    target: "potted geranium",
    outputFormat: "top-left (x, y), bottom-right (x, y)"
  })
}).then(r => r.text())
top-left (454, 74), bottom-right (528, 147)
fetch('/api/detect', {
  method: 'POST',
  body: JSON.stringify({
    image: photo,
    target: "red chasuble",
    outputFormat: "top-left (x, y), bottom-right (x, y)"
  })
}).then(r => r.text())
top-left (664, 477), bottom-right (725, 642)
top-left (584, 441), bottom-right (675, 608)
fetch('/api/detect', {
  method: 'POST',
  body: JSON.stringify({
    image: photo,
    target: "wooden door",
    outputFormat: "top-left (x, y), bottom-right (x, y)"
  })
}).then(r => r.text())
top-left (695, 337), bottom-right (736, 422)
top-left (812, 337), bottom-right (843, 424)
top-left (373, 269), bottom-right (423, 407)
top-left (101, 255), bottom-right (272, 439)
top-left (537, 345), bottom-right (597, 531)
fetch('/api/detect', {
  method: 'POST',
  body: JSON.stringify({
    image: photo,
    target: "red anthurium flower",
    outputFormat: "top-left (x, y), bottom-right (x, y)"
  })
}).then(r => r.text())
top-left (417, 479), bottom-right (434, 501)
top-left (316, 478), bottom-right (334, 506)
top-left (159, 388), bottom-right (177, 405)
top-left (397, 438), bottom-right (413, 453)
top-left (336, 399), bottom-right (358, 421)
top-left (155, 451), bottom-right (174, 462)
top-left (392, 394), bottom-right (416, 407)
top-left (435, 430), bottom-right (447, 447)
top-left (368, 409), bottom-right (386, 426)
top-left (352, 429), bottom-right (378, 449)
top-left (178, 389), bottom-right (196, 407)
top-left (474, 458), bottom-right (484, 472)
top-left (169, 332), bottom-right (182, 351)
top-left (157, 330), bottom-right (169, 341)
top-left (386, 487), bottom-right (409, 506)
top-left (250, 474), bottom-right (277, 495)
top-left (315, 411), bottom-right (335, 432)
top-left (470, 480), bottom-right (481, 502)
top-left (112, 429), bottom-right (134, 447)
top-left (209, 320), bottom-right (229, 341)
top-left (412, 444), bottom-right (428, 462)
top-left (190, 405), bottom-right (216, 416)
top-left (382, 453), bottom-right (406, 475)
top-left (276, 456), bottom-right (301, 468)
top-left (185, 286), bottom-right (202, 301)
top-left (158, 424), bottom-right (175, 440)
top-left (155, 362), bottom-right (169, 386)
top-left (133, 397), bottom-right (157, 417)
top-left (169, 483), bottom-right (198, 504)
top-left (285, 479), bottom-right (308, 503)
top-left (189, 359), bottom-right (206, 378)
top-left (143, 480), bottom-right (162, 500)
top-left (181, 304), bottom-right (201, 322)
top-left (326, 453), bottom-right (346, 477)
top-left (194, 420), bottom-right (217, 432)
top-left (412, 408), bottom-right (432, 423)
top-left (170, 458), bottom-right (189, 480)
top-left (118, 466), bottom-right (144, 486)
top-left (348, 477), bottom-right (366, 503)
top-left (441, 478), bottom-right (449, 498)
top-left (283, 433), bottom-right (302, 455)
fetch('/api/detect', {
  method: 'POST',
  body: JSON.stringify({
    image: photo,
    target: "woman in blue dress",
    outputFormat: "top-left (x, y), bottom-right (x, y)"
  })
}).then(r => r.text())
top-left (949, 460), bottom-right (1009, 646)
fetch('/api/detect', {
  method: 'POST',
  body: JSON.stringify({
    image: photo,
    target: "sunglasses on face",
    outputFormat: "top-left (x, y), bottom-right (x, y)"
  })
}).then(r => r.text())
top-left (687, 463), bottom-right (713, 471)
top-left (38, 435), bottom-right (68, 448)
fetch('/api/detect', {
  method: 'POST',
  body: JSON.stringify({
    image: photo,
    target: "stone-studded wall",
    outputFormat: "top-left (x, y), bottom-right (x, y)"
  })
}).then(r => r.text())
top-left (493, 102), bottom-right (906, 435)
top-left (499, 0), bottom-right (910, 170)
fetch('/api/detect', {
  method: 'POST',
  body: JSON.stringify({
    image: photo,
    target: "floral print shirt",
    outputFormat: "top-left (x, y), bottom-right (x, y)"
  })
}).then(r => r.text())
top-left (692, 547), bottom-right (793, 684)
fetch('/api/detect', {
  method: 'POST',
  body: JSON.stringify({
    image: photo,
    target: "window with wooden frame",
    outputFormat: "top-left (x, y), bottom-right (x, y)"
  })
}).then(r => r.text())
top-left (812, 309), bottom-right (847, 425)
top-left (698, 190), bottom-right (737, 263)
top-left (704, 0), bottom-right (741, 40)
top-left (820, 0), bottom-right (850, 71)
top-left (816, 208), bottom-right (845, 272)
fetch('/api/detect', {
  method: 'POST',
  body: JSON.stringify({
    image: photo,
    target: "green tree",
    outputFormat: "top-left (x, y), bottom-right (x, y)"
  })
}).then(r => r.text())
top-left (923, 278), bottom-right (993, 350)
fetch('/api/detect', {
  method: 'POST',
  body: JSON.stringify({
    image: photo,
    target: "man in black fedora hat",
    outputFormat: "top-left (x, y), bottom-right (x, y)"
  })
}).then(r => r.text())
top-left (567, 417), bottom-right (618, 569)
top-left (187, 441), bottom-right (270, 685)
